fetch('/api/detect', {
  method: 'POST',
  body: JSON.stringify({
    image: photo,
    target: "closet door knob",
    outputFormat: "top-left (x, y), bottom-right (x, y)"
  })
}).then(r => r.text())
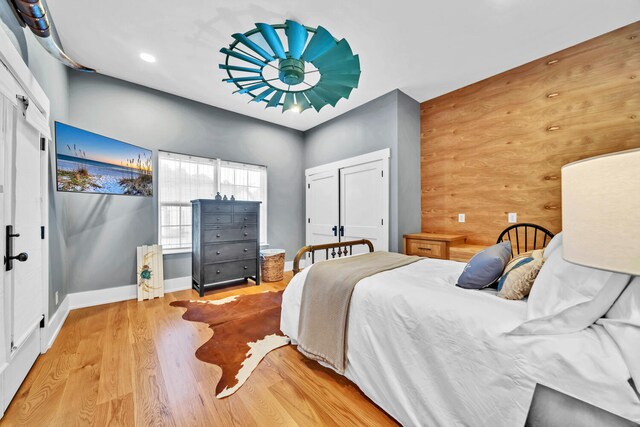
top-left (216, 251), bottom-right (221, 255)
top-left (244, 266), bottom-right (248, 270)
top-left (216, 270), bottom-right (221, 274)
top-left (244, 232), bottom-right (248, 237)
top-left (243, 248), bottom-right (248, 252)
top-left (216, 234), bottom-right (221, 238)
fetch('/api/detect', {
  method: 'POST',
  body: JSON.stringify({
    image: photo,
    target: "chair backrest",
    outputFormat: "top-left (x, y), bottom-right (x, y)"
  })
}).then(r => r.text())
top-left (496, 223), bottom-right (555, 256)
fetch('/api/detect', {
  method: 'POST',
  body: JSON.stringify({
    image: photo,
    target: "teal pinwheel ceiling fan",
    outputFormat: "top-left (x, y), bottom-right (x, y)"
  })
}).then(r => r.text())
top-left (219, 20), bottom-right (361, 113)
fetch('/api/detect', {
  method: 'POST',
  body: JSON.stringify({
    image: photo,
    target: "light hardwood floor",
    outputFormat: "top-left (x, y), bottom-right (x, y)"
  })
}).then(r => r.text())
top-left (1, 272), bottom-right (398, 426)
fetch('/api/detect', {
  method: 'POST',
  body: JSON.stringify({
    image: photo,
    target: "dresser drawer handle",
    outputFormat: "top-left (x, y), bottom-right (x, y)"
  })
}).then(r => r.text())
top-left (244, 248), bottom-right (248, 252)
top-left (216, 270), bottom-right (221, 274)
top-left (244, 217), bottom-right (248, 221)
top-left (217, 217), bottom-right (220, 221)
top-left (216, 234), bottom-right (221, 238)
top-left (244, 266), bottom-right (248, 270)
top-left (418, 247), bottom-right (432, 251)
top-left (216, 251), bottom-right (221, 255)
top-left (244, 233), bottom-right (248, 237)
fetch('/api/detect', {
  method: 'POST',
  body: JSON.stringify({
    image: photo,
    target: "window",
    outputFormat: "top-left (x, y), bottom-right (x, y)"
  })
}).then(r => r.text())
top-left (158, 151), bottom-right (267, 252)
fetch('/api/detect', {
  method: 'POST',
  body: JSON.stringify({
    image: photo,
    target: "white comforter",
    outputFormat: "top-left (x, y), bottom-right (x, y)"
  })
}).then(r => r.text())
top-left (281, 258), bottom-right (640, 426)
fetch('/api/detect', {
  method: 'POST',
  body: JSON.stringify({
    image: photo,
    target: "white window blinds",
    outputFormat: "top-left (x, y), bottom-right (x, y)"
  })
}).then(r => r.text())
top-left (158, 151), bottom-right (267, 250)
top-left (220, 160), bottom-right (268, 244)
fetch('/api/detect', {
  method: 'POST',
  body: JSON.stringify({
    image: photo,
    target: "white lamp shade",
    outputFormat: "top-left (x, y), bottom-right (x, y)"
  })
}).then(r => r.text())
top-left (562, 148), bottom-right (640, 276)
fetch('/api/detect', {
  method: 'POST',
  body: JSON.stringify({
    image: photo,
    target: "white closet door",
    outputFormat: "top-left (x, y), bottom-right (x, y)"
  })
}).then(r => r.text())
top-left (10, 104), bottom-right (43, 348)
top-left (340, 160), bottom-right (388, 253)
top-left (306, 170), bottom-right (339, 261)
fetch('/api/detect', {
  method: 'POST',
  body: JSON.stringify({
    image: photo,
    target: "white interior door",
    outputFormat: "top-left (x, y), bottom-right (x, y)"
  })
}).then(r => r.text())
top-left (306, 170), bottom-right (339, 261)
top-left (2, 94), bottom-right (45, 413)
top-left (340, 160), bottom-right (389, 253)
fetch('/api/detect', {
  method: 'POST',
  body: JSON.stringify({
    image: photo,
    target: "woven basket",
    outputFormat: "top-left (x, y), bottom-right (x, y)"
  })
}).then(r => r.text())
top-left (261, 250), bottom-right (285, 282)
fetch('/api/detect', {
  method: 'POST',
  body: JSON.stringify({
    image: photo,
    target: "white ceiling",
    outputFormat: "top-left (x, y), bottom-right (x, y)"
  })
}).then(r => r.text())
top-left (47, 1), bottom-right (640, 132)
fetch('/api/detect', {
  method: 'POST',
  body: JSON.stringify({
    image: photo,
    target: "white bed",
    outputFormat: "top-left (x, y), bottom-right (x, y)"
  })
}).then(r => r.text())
top-left (281, 257), bottom-right (640, 426)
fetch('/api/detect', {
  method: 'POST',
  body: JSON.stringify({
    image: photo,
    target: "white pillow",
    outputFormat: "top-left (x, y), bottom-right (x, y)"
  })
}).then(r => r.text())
top-left (597, 277), bottom-right (640, 391)
top-left (509, 245), bottom-right (631, 335)
top-left (543, 232), bottom-right (562, 259)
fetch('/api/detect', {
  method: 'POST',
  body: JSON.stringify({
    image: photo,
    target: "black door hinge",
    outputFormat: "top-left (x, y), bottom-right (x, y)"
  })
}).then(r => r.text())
top-left (40, 137), bottom-right (46, 151)
top-left (307, 183), bottom-right (310, 189)
top-left (41, 226), bottom-right (45, 239)
top-left (381, 219), bottom-right (384, 225)
top-left (381, 170), bottom-right (384, 177)
top-left (308, 218), bottom-right (310, 223)
top-left (39, 315), bottom-right (45, 328)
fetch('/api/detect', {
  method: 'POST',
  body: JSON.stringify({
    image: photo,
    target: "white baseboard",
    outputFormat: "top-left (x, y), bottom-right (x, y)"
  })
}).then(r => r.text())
top-left (68, 276), bottom-right (193, 310)
top-left (45, 295), bottom-right (69, 351)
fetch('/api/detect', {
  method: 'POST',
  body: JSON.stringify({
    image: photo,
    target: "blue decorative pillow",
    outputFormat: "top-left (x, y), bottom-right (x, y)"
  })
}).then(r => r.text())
top-left (456, 242), bottom-right (512, 289)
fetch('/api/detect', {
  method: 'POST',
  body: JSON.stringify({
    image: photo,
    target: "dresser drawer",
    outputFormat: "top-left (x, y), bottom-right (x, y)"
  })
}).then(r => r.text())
top-left (203, 225), bottom-right (257, 243)
top-left (204, 242), bottom-right (257, 262)
top-left (203, 213), bottom-right (232, 225)
top-left (204, 260), bottom-right (257, 284)
top-left (233, 204), bottom-right (259, 214)
top-left (202, 203), bottom-right (233, 213)
top-left (233, 213), bottom-right (257, 224)
top-left (406, 239), bottom-right (445, 259)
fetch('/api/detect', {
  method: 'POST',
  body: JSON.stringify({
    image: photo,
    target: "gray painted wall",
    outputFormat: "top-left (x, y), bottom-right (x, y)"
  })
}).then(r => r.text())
top-left (304, 90), bottom-right (421, 252)
top-left (64, 72), bottom-right (305, 293)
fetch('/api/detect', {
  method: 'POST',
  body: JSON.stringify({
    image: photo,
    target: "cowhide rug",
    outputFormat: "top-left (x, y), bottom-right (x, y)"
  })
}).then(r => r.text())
top-left (170, 290), bottom-right (290, 398)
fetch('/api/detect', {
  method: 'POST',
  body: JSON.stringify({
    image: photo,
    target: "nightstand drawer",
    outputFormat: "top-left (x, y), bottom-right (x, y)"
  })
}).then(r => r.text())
top-left (406, 240), bottom-right (445, 258)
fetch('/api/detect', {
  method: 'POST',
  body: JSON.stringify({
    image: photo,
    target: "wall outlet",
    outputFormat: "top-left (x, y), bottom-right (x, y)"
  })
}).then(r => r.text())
top-left (458, 213), bottom-right (465, 223)
top-left (55, 291), bottom-right (59, 305)
top-left (508, 213), bottom-right (517, 223)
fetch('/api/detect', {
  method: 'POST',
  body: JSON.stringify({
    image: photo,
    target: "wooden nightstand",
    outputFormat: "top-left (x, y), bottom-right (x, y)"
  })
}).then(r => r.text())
top-left (403, 233), bottom-right (467, 260)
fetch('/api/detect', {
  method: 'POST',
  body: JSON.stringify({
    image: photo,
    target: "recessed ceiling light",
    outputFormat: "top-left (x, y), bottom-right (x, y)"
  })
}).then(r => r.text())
top-left (140, 52), bottom-right (156, 63)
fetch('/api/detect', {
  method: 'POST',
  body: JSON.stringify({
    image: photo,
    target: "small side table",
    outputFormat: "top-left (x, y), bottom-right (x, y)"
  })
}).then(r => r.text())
top-left (403, 233), bottom-right (467, 260)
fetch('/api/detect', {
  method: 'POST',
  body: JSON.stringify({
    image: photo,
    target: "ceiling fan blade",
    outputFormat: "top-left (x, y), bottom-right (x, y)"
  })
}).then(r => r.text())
top-left (236, 82), bottom-right (268, 94)
top-left (304, 89), bottom-right (329, 112)
top-left (282, 92), bottom-right (296, 113)
top-left (219, 64), bottom-right (263, 74)
top-left (311, 85), bottom-right (342, 107)
top-left (232, 33), bottom-right (274, 62)
top-left (223, 76), bottom-right (263, 83)
top-left (295, 92), bottom-right (312, 111)
top-left (220, 48), bottom-right (266, 68)
top-left (302, 26), bottom-right (336, 62)
top-left (285, 20), bottom-right (308, 60)
top-left (252, 87), bottom-right (275, 103)
top-left (312, 39), bottom-right (354, 70)
top-left (319, 73), bottom-right (361, 88)
top-left (315, 55), bottom-right (360, 74)
top-left (266, 90), bottom-right (284, 108)
top-left (315, 82), bottom-right (353, 99)
top-left (256, 23), bottom-right (286, 59)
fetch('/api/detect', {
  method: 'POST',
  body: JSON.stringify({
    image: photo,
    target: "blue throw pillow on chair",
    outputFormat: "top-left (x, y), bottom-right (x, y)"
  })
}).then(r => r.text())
top-left (456, 242), bottom-right (512, 289)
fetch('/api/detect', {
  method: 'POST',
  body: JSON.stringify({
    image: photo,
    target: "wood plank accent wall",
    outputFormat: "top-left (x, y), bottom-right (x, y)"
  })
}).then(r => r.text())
top-left (420, 21), bottom-right (640, 246)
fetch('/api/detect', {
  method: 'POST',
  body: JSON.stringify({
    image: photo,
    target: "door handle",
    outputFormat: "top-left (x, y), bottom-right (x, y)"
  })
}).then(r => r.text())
top-left (332, 226), bottom-right (337, 236)
top-left (339, 226), bottom-right (344, 237)
top-left (5, 225), bottom-right (27, 271)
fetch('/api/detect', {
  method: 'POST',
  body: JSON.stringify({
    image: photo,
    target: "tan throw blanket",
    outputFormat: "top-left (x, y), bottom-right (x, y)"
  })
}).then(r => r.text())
top-left (297, 252), bottom-right (421, 373)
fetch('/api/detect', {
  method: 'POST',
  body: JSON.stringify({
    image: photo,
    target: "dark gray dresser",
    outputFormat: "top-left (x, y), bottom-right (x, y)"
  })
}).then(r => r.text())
top-left (191, 199), bottom-right (261, 296)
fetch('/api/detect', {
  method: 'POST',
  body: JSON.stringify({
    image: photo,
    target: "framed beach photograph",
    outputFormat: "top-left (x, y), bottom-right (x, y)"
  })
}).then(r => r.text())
top-left (55, 122), bottom-right (153, 196)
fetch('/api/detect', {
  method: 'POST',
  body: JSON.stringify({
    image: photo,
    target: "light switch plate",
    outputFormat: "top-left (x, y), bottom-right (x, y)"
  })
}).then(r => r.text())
top-left (508, 213), bottom-right (517, 223)
top-left (458, 213), bottom-right (465, 223)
